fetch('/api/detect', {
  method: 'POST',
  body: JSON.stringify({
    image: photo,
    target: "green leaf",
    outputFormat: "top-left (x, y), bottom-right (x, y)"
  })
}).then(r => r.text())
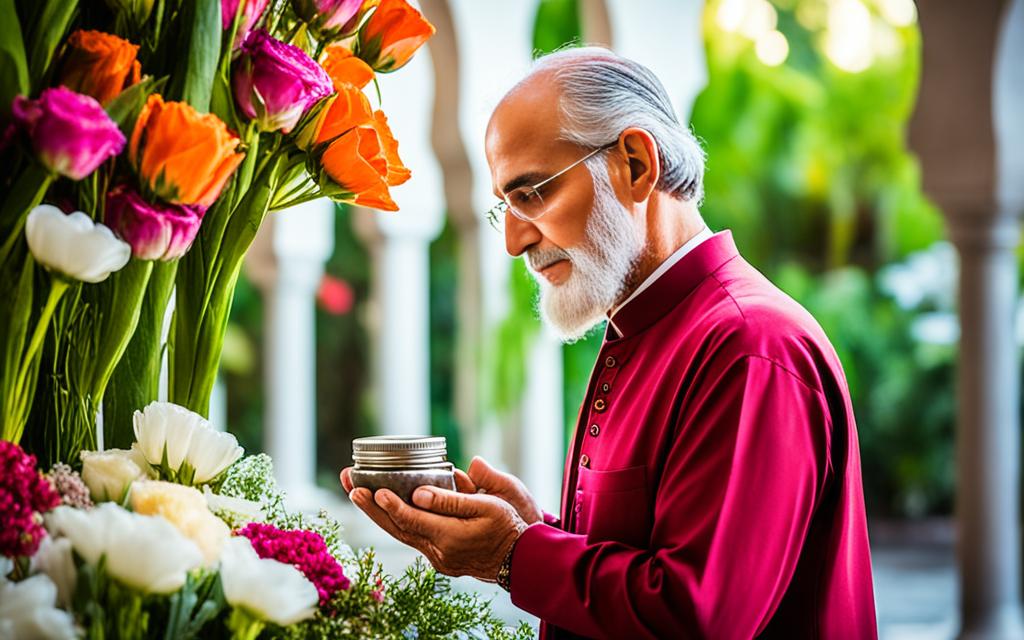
top-left (105, 76), bottom-right (165, 138)
top-left (0, 0), bottom-right (29, 118)
top-left (173, 0), bottom-right (221, 112)
top-left (103, 259), bottom-right (176, 449)
top-left (25, 0), bottom-right (78, 90)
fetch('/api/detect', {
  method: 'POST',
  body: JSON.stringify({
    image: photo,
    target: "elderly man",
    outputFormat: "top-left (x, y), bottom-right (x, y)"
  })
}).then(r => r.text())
top-left (341, 47), bottom-right (877, 639)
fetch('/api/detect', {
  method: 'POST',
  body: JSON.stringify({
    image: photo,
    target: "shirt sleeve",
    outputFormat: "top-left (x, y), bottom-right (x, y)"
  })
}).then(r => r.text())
top-left (509, 355), bottom-right (832, 639)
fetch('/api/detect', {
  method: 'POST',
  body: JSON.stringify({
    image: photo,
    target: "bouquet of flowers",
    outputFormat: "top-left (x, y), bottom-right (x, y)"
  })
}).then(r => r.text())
top-left (0, 0), bottom-right (435, 465)
top-left (1, 403), bottom-right (533, 639)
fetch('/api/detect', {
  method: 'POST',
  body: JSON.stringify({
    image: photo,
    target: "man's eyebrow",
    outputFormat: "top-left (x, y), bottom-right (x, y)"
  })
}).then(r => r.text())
top-left (501, 172), bottom-right (548, 196)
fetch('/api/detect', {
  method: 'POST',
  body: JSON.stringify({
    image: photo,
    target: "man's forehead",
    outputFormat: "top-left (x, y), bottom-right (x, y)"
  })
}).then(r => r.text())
top-left (485, 76), bottom-right (566, 193)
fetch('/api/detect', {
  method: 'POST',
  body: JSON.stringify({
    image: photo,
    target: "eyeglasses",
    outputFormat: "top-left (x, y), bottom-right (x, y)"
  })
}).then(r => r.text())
top-left (485, 141), bottom-right (618, 231)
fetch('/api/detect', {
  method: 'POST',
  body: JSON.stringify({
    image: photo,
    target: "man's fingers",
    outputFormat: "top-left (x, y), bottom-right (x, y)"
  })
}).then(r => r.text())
top-left (350, 488), bottom-right (408, 541)
top-left (412, 486), bottom-right (490, 519)
top-left (467, 456), bottom-right (509, 493)
top-left (454, 469), bottom-right (477, 494)
top-left (339, 467), bottom-right (354, 493)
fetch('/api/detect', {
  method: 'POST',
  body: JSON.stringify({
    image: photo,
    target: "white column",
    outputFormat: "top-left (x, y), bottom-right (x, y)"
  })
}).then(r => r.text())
top-left (447, 0), bottom-right (544, 474)
top-left (520, 326), bottom-right (565, 513)
top-left (247, 200), bottom-right (335, 503)
top-left (376, 234), bottom-right (434, 435)
top-left (361, 17), bottom-right (445, 437)
top-left (956, 1), bottom-right (1024, 637)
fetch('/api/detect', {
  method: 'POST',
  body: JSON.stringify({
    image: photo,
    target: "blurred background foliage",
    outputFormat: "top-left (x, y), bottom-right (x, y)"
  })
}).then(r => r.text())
top-left (223, 0), bottom-right (957, 519)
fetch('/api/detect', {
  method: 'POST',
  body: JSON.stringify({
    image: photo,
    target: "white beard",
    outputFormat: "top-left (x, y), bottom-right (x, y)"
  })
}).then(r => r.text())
top-left (526, 160), bottom-right (646, 343)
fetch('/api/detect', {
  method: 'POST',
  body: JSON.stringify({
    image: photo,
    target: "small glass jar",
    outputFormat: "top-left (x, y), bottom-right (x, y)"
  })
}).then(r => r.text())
top-left (350, 435), bottom-right (456, 503)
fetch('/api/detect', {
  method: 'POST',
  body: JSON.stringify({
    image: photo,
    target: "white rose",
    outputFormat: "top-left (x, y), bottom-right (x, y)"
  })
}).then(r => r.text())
top-left (80, 448), bottom-right (146, 502)
top-left (133, 401), bottom-right (242, 484)
top-left (0, 573), bottom-right (76, 640)
top-left (46, 503), bottom-right (203, 594)
top-left (130, 481), bottom-right (230, 565)
top-left (219, 537), bottom-right (318, 626)
top-left (25, 205), bottom-right (131, 283)
top-left (31, 536), bottom-right (77, 609)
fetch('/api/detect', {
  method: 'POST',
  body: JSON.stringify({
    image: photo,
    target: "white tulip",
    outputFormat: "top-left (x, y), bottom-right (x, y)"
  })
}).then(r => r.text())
top-left (219, 537), bottom-right (318, 626)
top-left (187, 424), bottom-right (243, 484)
top-left (31, 536), bottom-right (77, 609)
top-left (133, 402), bottom-right (241, 484)
top-left (80, 448), bottom-right (146, 502)
top-left (46, 503), bottom-right (203, 594)
top-left (0, 573), bottom-right (76, 640)
top-left (25, 204), bottom-right (131, 284)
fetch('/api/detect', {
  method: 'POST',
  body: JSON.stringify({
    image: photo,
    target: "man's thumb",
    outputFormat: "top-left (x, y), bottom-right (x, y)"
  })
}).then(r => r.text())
top-left (468, 456), bottom-right (505, 491)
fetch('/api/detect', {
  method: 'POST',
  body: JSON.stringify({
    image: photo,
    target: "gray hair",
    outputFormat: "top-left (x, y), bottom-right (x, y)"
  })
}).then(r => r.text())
top-left (531, 47), bottom-right (706, 203)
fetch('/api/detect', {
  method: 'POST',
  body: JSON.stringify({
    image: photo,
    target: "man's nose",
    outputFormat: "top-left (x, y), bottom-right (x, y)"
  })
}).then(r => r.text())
top-left (504, 213), bottom-right (542, 258)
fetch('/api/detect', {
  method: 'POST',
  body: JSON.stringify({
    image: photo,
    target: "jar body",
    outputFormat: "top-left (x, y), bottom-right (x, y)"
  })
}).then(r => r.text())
top-left (350, 464), bottom-right (455, 504)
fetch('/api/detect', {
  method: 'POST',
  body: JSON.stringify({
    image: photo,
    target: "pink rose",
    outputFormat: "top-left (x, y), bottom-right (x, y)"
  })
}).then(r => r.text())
top-left (105, 185), bottom-right (203, 261)
top-left (233, 29), bottom-right (334, 133)
top-left (11, 87), bottom-right (125, 180)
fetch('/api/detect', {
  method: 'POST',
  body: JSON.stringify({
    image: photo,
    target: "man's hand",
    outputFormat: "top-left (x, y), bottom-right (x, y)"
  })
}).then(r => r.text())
top-left (347, 485), bottom-right (527, 581)
top-left (462, 457), bottom-right (544, 525)
top-left (339, 456), bottom-right (543, 525)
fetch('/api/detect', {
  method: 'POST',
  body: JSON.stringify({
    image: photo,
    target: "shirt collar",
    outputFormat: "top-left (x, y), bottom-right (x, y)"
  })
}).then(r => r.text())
top-left (607, 230), bottom-right (740, 340)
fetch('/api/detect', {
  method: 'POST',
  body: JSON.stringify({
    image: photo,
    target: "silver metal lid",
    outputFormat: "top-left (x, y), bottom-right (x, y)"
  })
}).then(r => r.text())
top-left (352, 436), bottom-right (450, 470)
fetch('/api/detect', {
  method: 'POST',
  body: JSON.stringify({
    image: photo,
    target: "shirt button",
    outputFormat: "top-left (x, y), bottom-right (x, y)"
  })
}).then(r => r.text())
top-left (604, 355), bottom-right (617, 368)
top-left (593, 398), bottom-right (606, 412)
top-left (580, 454), bottom-right (590, 468)
top-left (589, 424), bottom-right (600, 437)
top-left (601, 382), bottom-right (611, 393)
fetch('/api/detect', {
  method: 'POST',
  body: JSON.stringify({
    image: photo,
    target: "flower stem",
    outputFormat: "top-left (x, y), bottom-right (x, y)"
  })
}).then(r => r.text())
top-left (227, 608), bottom-right (265, 640)
top-left (8, 278), bottom-right (70, 441)
top-left (0, 171), bottom-right (55, 268)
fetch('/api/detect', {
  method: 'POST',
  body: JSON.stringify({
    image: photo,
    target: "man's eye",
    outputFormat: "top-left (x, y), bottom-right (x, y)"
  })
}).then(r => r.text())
top-left (510, 189), bottom-right (540, 206)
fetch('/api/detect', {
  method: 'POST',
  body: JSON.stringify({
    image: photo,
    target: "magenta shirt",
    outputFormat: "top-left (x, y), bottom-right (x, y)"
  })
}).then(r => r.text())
top-left (510, 232), bottom-right (877, 639)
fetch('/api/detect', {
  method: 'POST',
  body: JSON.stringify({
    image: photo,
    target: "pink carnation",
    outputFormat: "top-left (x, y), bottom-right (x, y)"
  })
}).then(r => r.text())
top-left (236, 522), bottom-right (350, 606)
top-left (0, 441), bottom-right (61, 558)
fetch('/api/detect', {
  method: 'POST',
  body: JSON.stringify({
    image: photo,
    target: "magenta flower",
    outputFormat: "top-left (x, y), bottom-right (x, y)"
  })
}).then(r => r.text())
top-left (236, 522), bottom-right (350, 606)
top-left (11, 87), bottom-right (125, 180)
top-left (106, 185), bottom-right (204, 261)
top-left (293, 0), bottom-right (363, 33)
top-left (222, 0), bottom-right (270, 46)
top-left (233, 30), bottom-right (334, 134)
top-left (0, 441), bottom-right (61, 559)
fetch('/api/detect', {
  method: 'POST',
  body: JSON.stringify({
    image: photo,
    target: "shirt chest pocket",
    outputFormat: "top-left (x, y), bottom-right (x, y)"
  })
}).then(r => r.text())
top-left (574, 464), bottom-right (651, 548)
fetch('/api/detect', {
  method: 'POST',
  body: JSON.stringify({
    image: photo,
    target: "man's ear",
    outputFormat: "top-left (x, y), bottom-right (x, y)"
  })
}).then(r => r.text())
top-left (617, 127), bottom-right (660, 203)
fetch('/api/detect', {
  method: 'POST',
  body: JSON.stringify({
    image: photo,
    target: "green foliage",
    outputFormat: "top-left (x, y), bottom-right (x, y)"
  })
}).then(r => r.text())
top-left (532, 0), bottom-right (580, 57)
top-left (275, 552), bottom-right (533, 640)
top-left (693, 0), bottom-right (953, 516)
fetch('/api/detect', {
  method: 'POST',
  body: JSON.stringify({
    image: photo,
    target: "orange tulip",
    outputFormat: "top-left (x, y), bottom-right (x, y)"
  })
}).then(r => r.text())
top-left (355, 0), bottom-right (435, 73)
top-left (129, 94), bottom-right (245, 208)
top-left (321, 44), bottom-right (374, 90)
top-left (294, 82), bottom-right (374, 151)
top-left (320, 109), bottom-right (409, 211)
top-left (58, 30), bottom-right (141, 105)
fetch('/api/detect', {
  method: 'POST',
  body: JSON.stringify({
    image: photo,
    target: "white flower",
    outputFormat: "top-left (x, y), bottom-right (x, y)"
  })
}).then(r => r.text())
top-left (31, 536), bottom-right (77, 609)
top-left (186, 422), bottom-right (244, 484)
top-left (130, 481), bottom-right (230, 565)
top-left (46, 503), bottom-right (203, 594)
top-left (219, 537), bottom-right (318, 626)
top-left (133, 401), bottom-right (242, 484)
top-left (203, 486), bottom-right (264, 528)
top-left (0, 573), bottom-right (77, 640)
top-left (25, 204), bottom-right (131, 284)
top-left (80, 448), bottom-right (146, 502)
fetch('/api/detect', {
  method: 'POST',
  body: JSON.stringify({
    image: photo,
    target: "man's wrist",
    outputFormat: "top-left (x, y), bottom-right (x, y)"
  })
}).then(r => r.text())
top-left (496, 523), bottom-right (526, 592)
